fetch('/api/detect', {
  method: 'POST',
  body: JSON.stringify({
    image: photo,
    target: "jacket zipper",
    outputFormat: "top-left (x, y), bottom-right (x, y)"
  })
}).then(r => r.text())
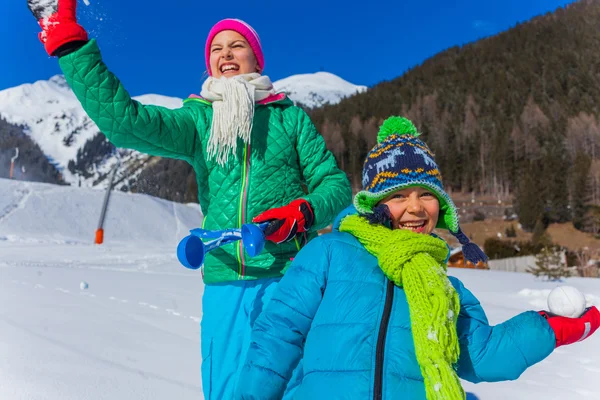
top-left (374, 279), bottom-right (394, 400)
top-left (236, 142), bottom-right (251, 278)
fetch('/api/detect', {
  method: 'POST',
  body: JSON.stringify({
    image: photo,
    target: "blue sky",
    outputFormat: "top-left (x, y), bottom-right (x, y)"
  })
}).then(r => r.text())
top-left (1, 0), bottom-right (576, 98)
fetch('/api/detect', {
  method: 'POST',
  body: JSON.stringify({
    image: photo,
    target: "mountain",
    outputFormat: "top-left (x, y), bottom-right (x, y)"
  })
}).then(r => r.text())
top-left (0, 75), bottom-right (182, 188)
top-left (0, 117), bottom-right (64, 184)
top-left (273, 72), bottom-right (367, 109)
top-left (0, 71), bottom-right (366, 194)
top-left (308, 0), bottom-right (600, 233)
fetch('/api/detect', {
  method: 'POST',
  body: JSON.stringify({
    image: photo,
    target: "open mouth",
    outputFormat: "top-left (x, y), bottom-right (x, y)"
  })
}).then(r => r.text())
top-left (220, 63), bottom-right (240, 74)
top-left (398, 220), bottom-right (427, 233)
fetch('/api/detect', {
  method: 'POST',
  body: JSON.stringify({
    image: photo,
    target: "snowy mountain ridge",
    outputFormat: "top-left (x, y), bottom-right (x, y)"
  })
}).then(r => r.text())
top-left (0, 72), bottom-right (366, 187)
top-left (0, 75), bottom-right (182, 187)
top-left (273, 72), bottom-right (367, 108)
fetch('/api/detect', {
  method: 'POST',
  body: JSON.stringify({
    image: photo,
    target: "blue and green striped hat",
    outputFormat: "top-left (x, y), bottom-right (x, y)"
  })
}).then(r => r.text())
top-left (354, 116), bottom-right (488, 264)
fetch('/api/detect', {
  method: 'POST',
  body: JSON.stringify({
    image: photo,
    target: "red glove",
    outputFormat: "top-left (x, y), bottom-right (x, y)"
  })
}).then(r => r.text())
top-left (27, 0), bottom-right (88, 56)
top-left (253, 199), bottom-right (314, 244)
top-left (539, 306), bottom-right (600, 348)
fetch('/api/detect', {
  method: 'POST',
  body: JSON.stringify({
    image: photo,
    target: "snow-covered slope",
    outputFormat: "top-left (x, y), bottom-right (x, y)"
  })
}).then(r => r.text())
top-left (273, 71), bottom-right (367, 108)
top-left (0, 75), bottom-right (182, 186)
top-left (0, 178), bottom-right (201, 246)
top-left (0, 178), bottom-right (205, 399)
top-left (1, 178), bottom-right (600, 399)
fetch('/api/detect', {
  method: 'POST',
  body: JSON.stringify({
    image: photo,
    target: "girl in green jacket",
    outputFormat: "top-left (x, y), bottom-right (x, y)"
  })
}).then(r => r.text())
top-left (27, 1), bottom-right (352, 398)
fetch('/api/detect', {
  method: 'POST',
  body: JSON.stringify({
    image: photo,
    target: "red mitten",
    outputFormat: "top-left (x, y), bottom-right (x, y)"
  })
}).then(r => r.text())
top-left (27, 0), bottom-right (88, 56)
top-left (539, 306), bottom-right (600, 348)
top-left (253, 199), bottom-right (314, 244)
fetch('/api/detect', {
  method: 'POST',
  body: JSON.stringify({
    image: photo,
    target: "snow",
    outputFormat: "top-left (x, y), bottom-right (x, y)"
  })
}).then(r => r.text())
top-left (0, 178), bottom-right (204, 399)
top-left (273, 71), bottom-right (367, 108)
top-left (548, 286), bottom-right (587, 317)
top-left (2, 182), bottom-right (600, 399)
top-left (0, 178), bottom-right (199, 245)
top-left (455, 269), bottom-right (600, 399)
top-left (0, 75), bottom-right (183, 185)
top-left (28, 0), bottom-right (57, 19)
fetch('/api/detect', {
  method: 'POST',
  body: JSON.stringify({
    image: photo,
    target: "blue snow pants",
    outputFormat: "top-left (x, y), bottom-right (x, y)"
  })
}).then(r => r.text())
top-left (201, 277), bottom-right (301, 399)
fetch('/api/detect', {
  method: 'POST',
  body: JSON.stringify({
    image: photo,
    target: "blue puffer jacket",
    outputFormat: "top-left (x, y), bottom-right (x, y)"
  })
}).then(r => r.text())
top-left (236, 207), bottom-right (556, 399)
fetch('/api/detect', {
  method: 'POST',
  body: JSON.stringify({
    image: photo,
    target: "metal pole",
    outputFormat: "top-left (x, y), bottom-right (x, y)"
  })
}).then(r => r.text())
top-left (95, 161), bottom-right (120, 244)
top-left (9, 148), bottom-right (18, 179)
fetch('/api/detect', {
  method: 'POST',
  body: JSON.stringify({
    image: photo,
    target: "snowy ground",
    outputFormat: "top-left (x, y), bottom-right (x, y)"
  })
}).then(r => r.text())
top-left (0, 179), bottom-right (204, 399)
top-left (455, 269), bottom-right (600, 399)
top-left (1, 178), bottom-right (600, 399)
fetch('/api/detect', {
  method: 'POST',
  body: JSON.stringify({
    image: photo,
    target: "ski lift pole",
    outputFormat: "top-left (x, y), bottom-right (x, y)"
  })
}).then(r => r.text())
top-left (9, 148), bottom-right (19, 179)
top-left (95, 161), bottom-right (120, 244)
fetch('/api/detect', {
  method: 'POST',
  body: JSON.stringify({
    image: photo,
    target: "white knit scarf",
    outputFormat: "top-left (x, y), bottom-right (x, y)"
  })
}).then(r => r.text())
top-left (200, 73), bottom-right (276, 166)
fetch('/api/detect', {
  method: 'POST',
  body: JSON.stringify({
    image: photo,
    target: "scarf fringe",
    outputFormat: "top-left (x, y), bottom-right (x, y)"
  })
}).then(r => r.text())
top-left (201, 74), bottom-right (276, 166)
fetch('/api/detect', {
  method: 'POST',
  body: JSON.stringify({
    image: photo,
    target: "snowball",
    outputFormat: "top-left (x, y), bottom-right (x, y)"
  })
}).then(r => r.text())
top-left (434, 383), bottom-right (442, 392)
top-left (83, 0), bottom-right (91, 5)
top-left (29, 0), bottom-right (57, 19)
top-left (547, 286), bottom-right (586, 318)
top-left (80, 281), bottom-right (89, 290)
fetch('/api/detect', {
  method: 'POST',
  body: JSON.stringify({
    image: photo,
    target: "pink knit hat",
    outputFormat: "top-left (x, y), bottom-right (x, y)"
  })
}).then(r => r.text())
top-left (205, 19), bottom-right (265, 76)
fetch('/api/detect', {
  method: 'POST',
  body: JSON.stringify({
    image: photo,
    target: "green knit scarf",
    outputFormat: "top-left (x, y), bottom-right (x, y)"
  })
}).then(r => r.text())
top-left (339, 215), bottom-right (465, 400)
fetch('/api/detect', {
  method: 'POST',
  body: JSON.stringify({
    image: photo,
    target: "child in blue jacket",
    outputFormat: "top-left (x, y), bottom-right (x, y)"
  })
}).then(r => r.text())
top-left (236, 117), bottom-right (600, 400)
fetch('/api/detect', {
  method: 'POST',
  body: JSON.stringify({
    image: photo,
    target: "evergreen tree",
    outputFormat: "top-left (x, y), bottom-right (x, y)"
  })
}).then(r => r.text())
top-left (531, 216), bottom-right (552, 246)
top-left (308, 0), bottom-right (600, 211)
top-left (130, 158), bottom-right (198, 204)
top-left (505, 224), bottom-right (517, 238)
top-left (536, 131), bottom-right (570, 223)
top-left (515, 168), bottom-right (544, 231)
top-left (572, 152), bottom-right (592, 230)
top-left (0, 118), bottom-right (64, 184)
top-left (67, 133), bottom-right (115, 179)
top-left (528, 246), bottom-right (571, 281)
top-left (584, 204), bottom-right (600, 236)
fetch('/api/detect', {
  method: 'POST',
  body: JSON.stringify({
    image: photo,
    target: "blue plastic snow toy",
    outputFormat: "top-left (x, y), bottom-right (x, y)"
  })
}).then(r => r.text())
top-left (177, 223), bottom-right (270, 270)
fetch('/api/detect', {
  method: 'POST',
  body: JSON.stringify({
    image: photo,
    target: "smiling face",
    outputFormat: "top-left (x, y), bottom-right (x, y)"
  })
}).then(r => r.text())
top-left (379, 186), bottom-right (440, 234)
top-left (209, 30), bottom-right (259, 78)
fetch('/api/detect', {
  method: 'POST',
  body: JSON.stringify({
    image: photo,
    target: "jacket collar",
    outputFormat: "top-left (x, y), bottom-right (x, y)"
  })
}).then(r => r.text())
top-left (184, 92), bottom-right (289, 106)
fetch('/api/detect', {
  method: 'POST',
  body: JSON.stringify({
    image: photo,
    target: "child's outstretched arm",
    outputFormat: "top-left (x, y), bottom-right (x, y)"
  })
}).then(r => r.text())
top-left (235, 238), bottom-right (330, 400)
top-left (28, 0), bottom-right (203, 163)
top-left (449, 277), bottom-right (556, 383)
top-left (294, 109), bottom-right (352, 231)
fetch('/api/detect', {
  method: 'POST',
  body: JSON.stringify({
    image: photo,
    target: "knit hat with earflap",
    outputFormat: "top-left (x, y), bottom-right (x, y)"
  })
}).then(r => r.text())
top-left (205, 19), bottom-right (265, 76)
top-left (355, 116), bottom-right (488, 265)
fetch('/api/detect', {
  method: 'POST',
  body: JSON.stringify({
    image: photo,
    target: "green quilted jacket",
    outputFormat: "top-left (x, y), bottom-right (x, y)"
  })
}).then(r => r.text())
top-left (59, 40), bottom-right (352, 283)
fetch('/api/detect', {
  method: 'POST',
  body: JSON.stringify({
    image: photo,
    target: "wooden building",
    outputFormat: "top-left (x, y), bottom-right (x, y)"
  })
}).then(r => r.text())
top-left (447, 247), bottom-right (489, 270)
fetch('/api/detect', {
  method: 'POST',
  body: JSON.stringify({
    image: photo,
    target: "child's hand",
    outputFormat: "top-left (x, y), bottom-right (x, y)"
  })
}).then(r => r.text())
top-left (253, 199), bottom-right (314, 244)
top-left (539, 306), bottom-right (600, 348)
top-left (27, 0), bottom-right (88, 56)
